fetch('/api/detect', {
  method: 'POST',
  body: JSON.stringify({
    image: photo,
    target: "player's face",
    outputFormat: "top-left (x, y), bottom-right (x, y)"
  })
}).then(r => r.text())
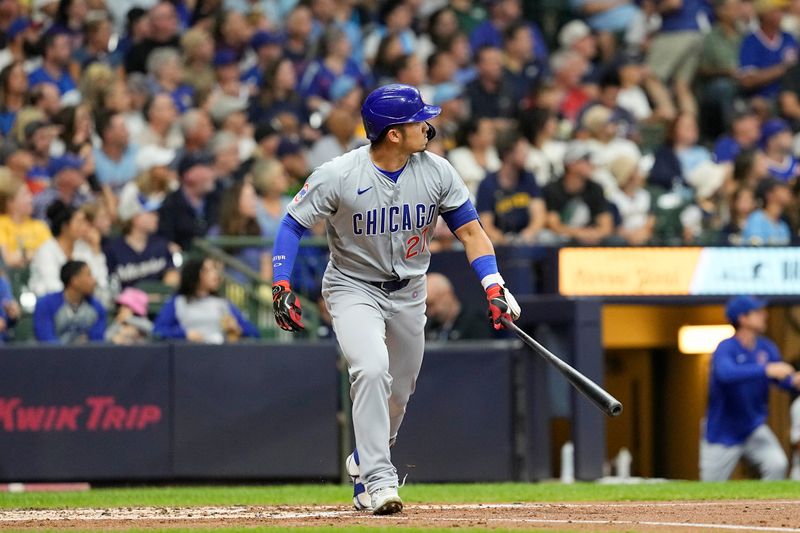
top-left (396, 122), bottom-right (430, 153)
top-left (740, 308), bottom-right (767, 333)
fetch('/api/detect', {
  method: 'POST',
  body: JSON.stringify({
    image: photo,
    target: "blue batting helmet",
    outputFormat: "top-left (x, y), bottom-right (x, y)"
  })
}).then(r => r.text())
top-left (361, 84), bottom-right (441, 142)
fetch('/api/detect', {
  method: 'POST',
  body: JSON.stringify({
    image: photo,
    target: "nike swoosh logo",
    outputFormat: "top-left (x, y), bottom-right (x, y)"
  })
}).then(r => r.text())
top-left (357, 187), bottom-right (373, 195)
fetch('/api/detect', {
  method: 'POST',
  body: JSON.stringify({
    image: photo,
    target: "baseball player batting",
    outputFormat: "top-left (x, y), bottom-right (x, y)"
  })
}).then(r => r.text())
top-left (271, 84), bottom-right (521, 515)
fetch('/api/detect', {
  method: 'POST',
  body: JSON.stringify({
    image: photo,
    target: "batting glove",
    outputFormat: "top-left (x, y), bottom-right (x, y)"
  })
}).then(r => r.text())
top-left (486, 284), bottom-right (521, 330)
top-left (272, 281), bottom-right (305, 332)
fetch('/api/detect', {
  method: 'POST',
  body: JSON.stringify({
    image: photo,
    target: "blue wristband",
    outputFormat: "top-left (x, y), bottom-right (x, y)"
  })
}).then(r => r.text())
top-left (471, 255), bottom-right (501, 289)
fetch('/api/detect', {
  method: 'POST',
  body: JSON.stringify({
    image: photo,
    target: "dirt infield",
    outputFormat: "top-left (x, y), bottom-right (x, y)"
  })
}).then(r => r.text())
top-left (1, 500), bottom-right (800, 531)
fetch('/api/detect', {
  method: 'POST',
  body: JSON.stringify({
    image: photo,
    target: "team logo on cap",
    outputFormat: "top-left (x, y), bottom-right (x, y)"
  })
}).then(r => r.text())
top-left (294, 183), bottom-right (310, 203)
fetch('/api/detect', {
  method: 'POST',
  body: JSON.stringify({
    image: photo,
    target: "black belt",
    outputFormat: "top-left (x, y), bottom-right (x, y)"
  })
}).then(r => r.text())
top-left (331, 265), bottom-right (410, 293)
top-left (367, 278), bottom-right (410, 293)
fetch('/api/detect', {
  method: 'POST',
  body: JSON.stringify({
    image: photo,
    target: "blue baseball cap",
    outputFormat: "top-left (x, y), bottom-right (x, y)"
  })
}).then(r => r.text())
top-left (759, 119), bottom-right (790, 149)
top-left (251, 30), bottom-right (283, 50)
top-left (47, 154), bottom-right (83, 176)
top-left (213, 49), bottom-right (238, 68)
top-left (7, 17), bottom-right (31, 40)
top-left (725, 295), bottom-right (767, 326)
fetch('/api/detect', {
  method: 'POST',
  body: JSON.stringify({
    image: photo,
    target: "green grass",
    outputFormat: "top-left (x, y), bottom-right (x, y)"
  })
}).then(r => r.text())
top-left (1, 480), bottom-right (799, 509)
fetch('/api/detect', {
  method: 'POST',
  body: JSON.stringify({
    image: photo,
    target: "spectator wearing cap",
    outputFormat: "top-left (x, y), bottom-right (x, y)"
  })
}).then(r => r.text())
top-left (117, 145), bottom-right (178, 231)
top-left (520, 107), bottom-right (566, 188)
top-left (93, 111), bottom-right (139, 194)
top-left (449, 117), bottom-right (501, 200)
top-left (307, 107), bottom-right (368, 170)
top-left (104, 182), bottom-right (176, 290)
top-left (27, 31), bottom-right (77, 97)
top-left (577, 70), bottom-right (639, 142)
top-left (607, 155), bottom-right (654, 245)
top-left (644, 0), bottom-right (706, 118)
top-left (135, 93), bottom-right (183, 151)
top-left (181, 27), bottom-right (216, 99)
top-left (581, 104), bottom-right (642, 196)
top-left (125, 1), bottom-right (181, 74)
top-left (212, 49), bottom-right (249, 103)
top-left (33, 260), bottom-right (106, 344)
top-left (616, 52), bottom-right (655, 124)
top-left (146, 47), bottom-right (195, 114)
top-left (0, 61), bottom-right (28, 137)
top-left (503, 22), bottom-right (546, 99)
top-left (476, 129), bottom-right (546, 245)
top-left (569, 0), bottom-right (639, 60)
top-left (32, 155), bottom-right (93, 220)
top-left (0, 174), bottom-right (52, 268)
top-left (466, 45), bottom-right (521, 121)
top-left (0, 17), bottom-right (32, 70)
top-left (157, 153), bottom-right (219, 251)
top-left (105, 287), bottom-right (153, 345)
top-left (698, 0), bottom-right (746, 140)
top-left (153, 256), bottom-right (259, 343)
top-left (742, 177), bottom-right (793, 244)
top-left (242, 30), bottom-right (284, 90)
top-left (761, 119), bottom-right (800, 182)
top-left (700, 295), bottom-right (799, 482)
top-left (557, 20), bottom-right (600, 86)
top-left (470, 0), bottom-right (548, 65)
top-left (277, 137), bottom-right (310, 193)
top-left (714, 111), bottom-right (762, 163)
top-left (739, 0), bottom-right (798, 103)
top-left (542, 141), bottom-right (613, 245)
top-left (300, 27), bottom-right (368, 112)
top-left (28, 200), bottom-right (90, 296)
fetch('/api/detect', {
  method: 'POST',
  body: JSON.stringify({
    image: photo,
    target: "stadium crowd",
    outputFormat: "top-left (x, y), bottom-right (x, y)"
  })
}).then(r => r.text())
top-left (1, 0), bottom-right (800, 344)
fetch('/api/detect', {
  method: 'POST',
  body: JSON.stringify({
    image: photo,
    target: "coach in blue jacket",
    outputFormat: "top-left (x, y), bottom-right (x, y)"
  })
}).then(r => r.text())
top-left (700, 296), bottom-right (800, 481)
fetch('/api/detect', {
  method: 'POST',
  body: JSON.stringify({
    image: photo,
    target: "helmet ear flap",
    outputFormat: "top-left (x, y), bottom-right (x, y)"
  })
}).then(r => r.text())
top-left (426, 122), bottom-right (436, 141)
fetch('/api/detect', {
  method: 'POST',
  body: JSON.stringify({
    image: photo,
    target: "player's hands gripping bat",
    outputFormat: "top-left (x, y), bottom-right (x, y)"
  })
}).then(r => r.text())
top-left (272, 281), bottom-right (304, 332)
top-left (486, 284), bottom-right (521, 330)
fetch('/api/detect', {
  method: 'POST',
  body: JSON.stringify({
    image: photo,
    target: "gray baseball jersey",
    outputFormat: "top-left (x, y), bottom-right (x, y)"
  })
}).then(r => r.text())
top-left (287, 144), bottom-right (469, 281)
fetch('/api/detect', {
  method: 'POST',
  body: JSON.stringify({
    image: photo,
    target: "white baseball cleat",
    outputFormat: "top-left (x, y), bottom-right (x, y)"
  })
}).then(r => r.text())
top-left (345, 450), bottom-right (371, 510)
top-left (370, 486), bottom-right (403, 515)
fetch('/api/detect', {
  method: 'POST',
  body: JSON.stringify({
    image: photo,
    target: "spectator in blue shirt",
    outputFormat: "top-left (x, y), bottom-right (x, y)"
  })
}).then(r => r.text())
top-left (713, 110), bottom-right (762, 163)
top-left (700, 295), bottom-right (798, 481)
top-left (299, 26), bottom-right (367, 111)
top-left (93, 111), bottom-right (140, 194)
top-left (0, 61), bottom-right (28, 138)
top-left (570, 0), bottom-right (639, 60)
top-left (476, 129), bottom-right (546, 245)
top-left (27, 31), bottom-right (77, 97)
top-left (760, 119), bottom-right (800, 183)
top-left (470, 0), bottom-right (548, 65)
top-left (739, 0), bottom-right (799, 100)
top-left (742, 178), bottom-right (792, 245)
top-left (33, 260), bottom-right (106, 344)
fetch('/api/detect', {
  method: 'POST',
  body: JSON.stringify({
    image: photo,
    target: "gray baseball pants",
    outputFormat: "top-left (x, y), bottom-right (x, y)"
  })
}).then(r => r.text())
top-left (700, 424), bottom-right (788, 481)
top-left (322, 265), bottom-right (426, 494)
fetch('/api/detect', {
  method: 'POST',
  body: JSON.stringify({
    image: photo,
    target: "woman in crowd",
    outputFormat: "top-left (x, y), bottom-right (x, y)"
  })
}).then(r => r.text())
top-left (521, 107), bottom-right (567, 187)
top-left (251, 157), bottom-right (291, 241)
top-left (28, 200), bottom-right (89, 296)
top-left (153, 256), bottom-right (259, 343)
top-left (248, 58), bottom-right (307, 137)
top-left (649, 113), bottom-right (712, 192)
top-left (0, 174), bottom-right (52, 268)
top-left (721, 185), bottom-right (757, 245)
top-left (0, 61), bottom-right (28, 138)
top-left (448, 117), bottom-right (501, 200)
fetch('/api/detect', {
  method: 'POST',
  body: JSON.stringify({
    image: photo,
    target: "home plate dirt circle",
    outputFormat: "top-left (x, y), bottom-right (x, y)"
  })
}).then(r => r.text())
top-left (1, 500), bottom-right (799, 531)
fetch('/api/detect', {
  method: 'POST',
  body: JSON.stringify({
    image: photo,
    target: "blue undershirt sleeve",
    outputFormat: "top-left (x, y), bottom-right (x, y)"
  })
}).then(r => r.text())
top-left (272, 213), bottom-right (309, 283)
top-left (441, 200), bottom-right (479, 233)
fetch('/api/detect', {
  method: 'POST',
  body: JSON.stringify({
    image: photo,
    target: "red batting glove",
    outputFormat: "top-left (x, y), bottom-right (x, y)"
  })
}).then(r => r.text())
top-left (272, 280), bottom-right (305, 332)
top-left (486, 284), bottom-right (512, 330)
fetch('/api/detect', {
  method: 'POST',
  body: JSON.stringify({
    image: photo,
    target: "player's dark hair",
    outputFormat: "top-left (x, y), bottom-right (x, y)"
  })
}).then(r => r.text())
top-left (60, 260), bottom-right (87, 288)
top-left (178, 257), bottom-right (219, 299)
top-left (46, 199), bottom-right (78, 237)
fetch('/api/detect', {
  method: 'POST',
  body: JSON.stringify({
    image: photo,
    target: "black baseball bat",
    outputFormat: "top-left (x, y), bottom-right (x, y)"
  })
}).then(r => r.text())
top-left (501, 317), bottom-right (623, 417)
